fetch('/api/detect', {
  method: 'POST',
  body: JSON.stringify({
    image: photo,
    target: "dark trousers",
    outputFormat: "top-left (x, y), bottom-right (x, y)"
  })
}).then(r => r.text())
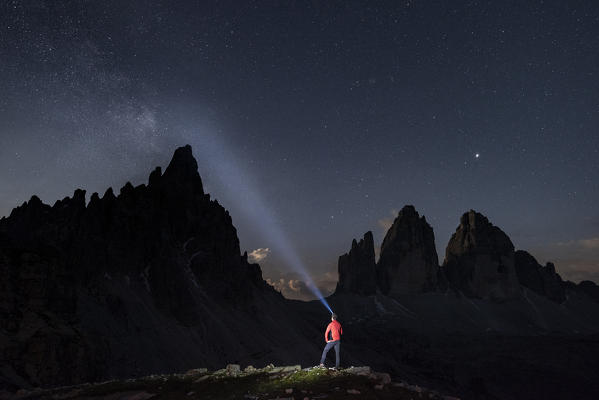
top-left (320, 340), bottom-right (340, 367)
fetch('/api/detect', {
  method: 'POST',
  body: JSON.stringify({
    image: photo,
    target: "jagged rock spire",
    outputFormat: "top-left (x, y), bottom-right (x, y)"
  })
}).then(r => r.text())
top-left (443, 210), bottom-right (520, 301)
top-left (161, 144), bottom-right (204, 195)
top-left (336, 231), bottom-right (376, 295)
top-left (376, 205), bottom-right (440, 296)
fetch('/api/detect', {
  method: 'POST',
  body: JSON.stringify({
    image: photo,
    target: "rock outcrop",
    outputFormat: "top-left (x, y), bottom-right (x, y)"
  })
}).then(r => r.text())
top-left (336, 231), bottom-right (376, 295)
top-left (376, 205), bottom-right (440, 296)
top-left (575, 280), bottom-right (599, 302)
top-left (443, 210), bottom-right (520, 301)
top-left (563, 280), bottom-right (599, 303)
top-left (0, 145), bottom-right (318, 391)
top-left (11, 364), bottom-right (444, 400)
top-left (514, 250), bottom-right (566, 303)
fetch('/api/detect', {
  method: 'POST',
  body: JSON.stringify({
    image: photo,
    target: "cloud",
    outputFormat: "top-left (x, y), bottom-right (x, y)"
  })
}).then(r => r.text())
top-left (265, 271), bottom-right (337, 301)
top-left (377, 209), bottom-right (398, 233)
top-left (265, 278), bottom-right (286, 291)
top-left (288, 279), bottom-right (309, 293)
top-left (556, 237), bottom-right (599, 249)
top-left (553, 259), bottom-right (599, 283)
top-left (248, 247), bottom-right (270, 263)
top-left (580, 237), bottom-right (599, 249)
top-left (529, 237), bottom-right (599, 284)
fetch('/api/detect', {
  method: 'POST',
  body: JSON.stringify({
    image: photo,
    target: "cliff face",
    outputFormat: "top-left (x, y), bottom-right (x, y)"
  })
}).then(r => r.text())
top-left (377, 206), bottom-right (440, 296)
top-left (443, 210), bottom-right (521, 301)
top-left (333, 206), bottom-right (441, 297)
top-left (0, 145), bottom-right (317, 391)
top-left (333, 206), bottom-right (594, 308)
top-left (336, 231), bottom-right (377, 295)
top-left (514, 250), bottom-right (566, 303)
top-left (573, 280), bottom-right (599, 303)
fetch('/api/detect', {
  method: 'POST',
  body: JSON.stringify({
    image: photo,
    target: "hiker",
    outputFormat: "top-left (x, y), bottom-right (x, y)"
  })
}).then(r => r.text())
top-left (319, 313), bottom-right (342, 368)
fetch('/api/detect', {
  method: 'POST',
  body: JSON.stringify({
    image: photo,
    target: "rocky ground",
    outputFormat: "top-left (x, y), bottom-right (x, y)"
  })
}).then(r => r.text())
top-left (3, 365), bottom-right (458, 400)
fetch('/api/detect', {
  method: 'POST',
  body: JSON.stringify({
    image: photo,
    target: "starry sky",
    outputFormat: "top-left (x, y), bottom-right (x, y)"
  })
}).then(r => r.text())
top-left (1, 1), bottom-right (598, 300)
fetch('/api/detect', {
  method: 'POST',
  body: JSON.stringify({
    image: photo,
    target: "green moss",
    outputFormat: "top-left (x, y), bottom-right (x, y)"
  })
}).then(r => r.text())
top-left (18, 368), bottom-right (443, 400)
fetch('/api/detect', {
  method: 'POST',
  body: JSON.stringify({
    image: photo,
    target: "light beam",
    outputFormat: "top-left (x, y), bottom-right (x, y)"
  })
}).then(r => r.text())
top-left (183, 126), bottom-right (332, 313)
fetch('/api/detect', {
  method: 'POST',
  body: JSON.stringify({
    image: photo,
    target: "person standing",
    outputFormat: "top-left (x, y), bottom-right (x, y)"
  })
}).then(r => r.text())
top-left (319, 313), bottom-right (342, 368)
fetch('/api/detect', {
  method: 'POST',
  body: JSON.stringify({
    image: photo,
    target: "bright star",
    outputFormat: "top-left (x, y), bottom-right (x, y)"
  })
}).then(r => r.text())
top-left (475, 153), bottom-right (480, 158)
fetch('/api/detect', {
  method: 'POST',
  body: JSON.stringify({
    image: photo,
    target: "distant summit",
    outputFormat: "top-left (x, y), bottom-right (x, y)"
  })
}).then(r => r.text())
top-left (443, 210), bottom-right (521, 301)
top-left (335, 206), bottom-right (441, 297)
top-left (336, 231), bottom-right (377, 295)
top-left (514, 250), bottom-right (566, 303)
top-left (334, 206), bottom-right (599, 305)
top-left (377, 205), bottom-right (440, 296)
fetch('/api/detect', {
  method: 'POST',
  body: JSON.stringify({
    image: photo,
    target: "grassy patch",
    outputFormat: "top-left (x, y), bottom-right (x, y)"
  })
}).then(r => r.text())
top-left (15, 368), bottom-right (446, 400)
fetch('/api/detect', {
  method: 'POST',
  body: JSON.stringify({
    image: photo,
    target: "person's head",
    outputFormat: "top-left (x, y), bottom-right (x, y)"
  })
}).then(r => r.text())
top-left (331, 313), bottom-right (337, 321)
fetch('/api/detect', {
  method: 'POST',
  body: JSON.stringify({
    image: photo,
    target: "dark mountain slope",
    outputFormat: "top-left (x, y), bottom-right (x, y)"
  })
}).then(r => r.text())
top-left (0, 145), bottom-right (321, 391)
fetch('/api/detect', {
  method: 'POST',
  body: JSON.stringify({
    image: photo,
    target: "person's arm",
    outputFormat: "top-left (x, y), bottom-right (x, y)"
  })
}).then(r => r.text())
top-left (325, 324), bottom-right (331, 342)
top-left (340, 325), bottom-right (343, 336)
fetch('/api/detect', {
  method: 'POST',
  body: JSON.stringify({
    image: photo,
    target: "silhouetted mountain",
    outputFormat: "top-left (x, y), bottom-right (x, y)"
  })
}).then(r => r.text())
top-left (377, 205), bottom-right (440, 296)
top-left (333, 206), bottom-right (441, 297)
top-left (443, 210), bottom-right (521, 301)
top-left (514, 250), bottom-right (566, 303)
top-left (332, 205), bottom-right (596, 310)
top-left (336, 231), bottom-right (376, 295)
top-left (3, 148), bottom-right (599, 400)
top-left (576, 280), bottom-right (599, 302)
top-left (563, 279), bottom-right (599, 304)
top-left (0, 145), bottom-right (320, 391)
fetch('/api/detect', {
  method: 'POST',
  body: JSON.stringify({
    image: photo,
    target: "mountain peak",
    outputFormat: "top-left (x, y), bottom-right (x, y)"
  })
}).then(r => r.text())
top-left (164, 145), bottom-right (197, 177)
top-left (398, 204), bottom-right (417, 217)
top-left (161, 144), bottom-right (204, 195)
top-left (336, 231), bottom-right (376, 295)
top-left (444, 210), bottom-right (520, 300)
top-left (378, 205), bottom-right (440, 296)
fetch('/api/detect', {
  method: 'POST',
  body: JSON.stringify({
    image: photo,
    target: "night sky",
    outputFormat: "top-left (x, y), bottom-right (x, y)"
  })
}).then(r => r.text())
top-left (1, 1), bottom-right (598, 299)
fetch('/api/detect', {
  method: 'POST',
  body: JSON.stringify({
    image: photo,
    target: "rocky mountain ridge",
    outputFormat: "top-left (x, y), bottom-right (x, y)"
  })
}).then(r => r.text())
top-left (0, 145), bottom-right (320, 392)
top-left (336, 205), bottom-right (599, 305)
top-left (3, 145), bottom-right (599, 400)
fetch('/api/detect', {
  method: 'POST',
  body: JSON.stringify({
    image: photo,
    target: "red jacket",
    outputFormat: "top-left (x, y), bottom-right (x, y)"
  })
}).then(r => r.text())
top-left (325, 320), bottom-right (343, 342)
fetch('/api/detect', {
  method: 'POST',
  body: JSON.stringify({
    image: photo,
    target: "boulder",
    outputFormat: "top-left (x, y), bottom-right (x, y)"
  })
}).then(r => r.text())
top-left (184, 368), bottom-right (208, 378)
top-left (346, 366), bottom-right (371, 376)
top-left (377, 205), bottom-right (440, 296)
top-left (267, 365), bottom-right (301, 375)
top-left (226, 364), bottom-right (241, 376)
top-left (370, 372), bottom-right (391, 384)
top-left (443, 210), bottom-right (520, 301)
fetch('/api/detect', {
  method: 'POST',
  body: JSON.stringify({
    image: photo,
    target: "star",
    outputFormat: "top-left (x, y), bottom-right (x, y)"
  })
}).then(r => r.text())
top-left (475, 153), bottom-right (480, 158)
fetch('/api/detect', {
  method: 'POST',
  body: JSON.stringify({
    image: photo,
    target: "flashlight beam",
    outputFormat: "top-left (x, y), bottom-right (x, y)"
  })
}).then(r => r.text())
top-left (189, 131), bottom-right (332, 311)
